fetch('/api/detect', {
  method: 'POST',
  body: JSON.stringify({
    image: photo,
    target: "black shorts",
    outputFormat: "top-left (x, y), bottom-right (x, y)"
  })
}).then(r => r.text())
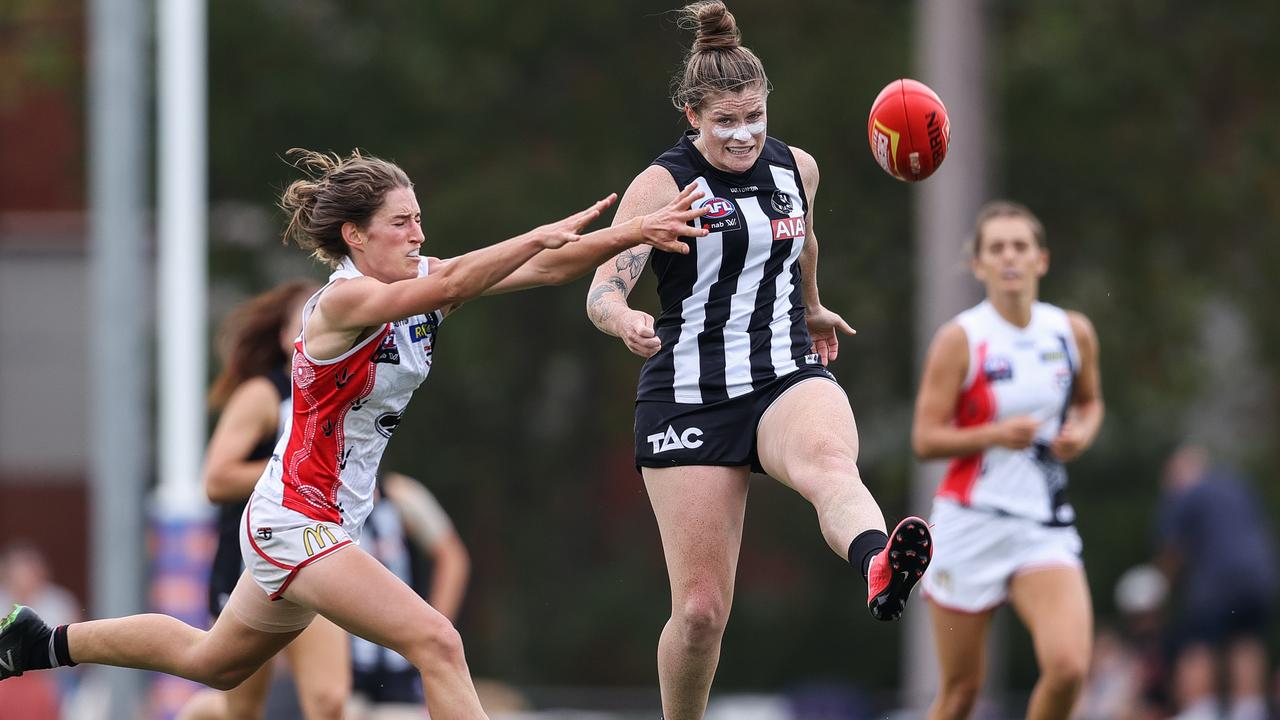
top-left (353, 667), bottom-right (424, 705)
top-left (1178, 594), bottom-right (1272, 648)
top-left (634, 365), bottom-right (838, 473)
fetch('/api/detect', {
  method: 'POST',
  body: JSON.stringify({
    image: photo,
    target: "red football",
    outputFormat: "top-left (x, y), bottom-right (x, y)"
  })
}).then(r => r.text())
top-left (867, 78), bottom-right (950, 182)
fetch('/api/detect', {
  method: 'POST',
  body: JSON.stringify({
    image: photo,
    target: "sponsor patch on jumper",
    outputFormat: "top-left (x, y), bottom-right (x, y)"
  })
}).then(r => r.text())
top-left (983, 354), bottom-right (1014, 382)
top-left (698, 197), bottom-right (740, 233)
top-left (771, 216), bottom-right (806, 241)
top-left (372, 334), bottom-right (400, 365)
top-left (409, 315), bottom-right (437, 351)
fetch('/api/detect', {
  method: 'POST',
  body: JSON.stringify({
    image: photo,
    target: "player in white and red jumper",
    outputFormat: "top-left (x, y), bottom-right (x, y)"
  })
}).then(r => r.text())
top-left (913, 200), bottom-right (1104, 720)
top-left (0, 148), bottom-right (707, 720)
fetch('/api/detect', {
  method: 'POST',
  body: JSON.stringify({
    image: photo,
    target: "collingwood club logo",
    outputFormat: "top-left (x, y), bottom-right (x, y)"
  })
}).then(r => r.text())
top-left (770, 190), bottom-right (793, 215)
top-left (645, 425), bottom-right (704, 454)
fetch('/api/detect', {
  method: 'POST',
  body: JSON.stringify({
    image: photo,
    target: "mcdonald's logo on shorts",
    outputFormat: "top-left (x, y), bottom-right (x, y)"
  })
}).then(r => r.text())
top-left (302, 524), bottom-right (340, 557)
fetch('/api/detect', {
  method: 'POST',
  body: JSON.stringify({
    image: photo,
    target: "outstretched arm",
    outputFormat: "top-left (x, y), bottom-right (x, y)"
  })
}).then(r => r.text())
top-left (791, 147), bottom-right (855, 365)
top-left (304, 196), bottom-right (614, 357)
top-left (586, 165), bottom-right (683, 358)
top-left (485, 182), bottom-right (707, 295)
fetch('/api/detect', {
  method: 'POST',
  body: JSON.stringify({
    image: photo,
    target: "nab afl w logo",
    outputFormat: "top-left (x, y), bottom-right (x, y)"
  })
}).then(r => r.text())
top-left (770, 190), bottom-right (793, 215)
top-left (702, 198), bottom-right (736, 218)
top-left (697, 197), bottom-right (740, 233)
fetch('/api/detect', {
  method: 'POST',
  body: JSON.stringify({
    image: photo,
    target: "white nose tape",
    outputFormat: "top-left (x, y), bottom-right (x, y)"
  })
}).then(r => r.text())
top-left (711, 121), bottom-right (766, 142)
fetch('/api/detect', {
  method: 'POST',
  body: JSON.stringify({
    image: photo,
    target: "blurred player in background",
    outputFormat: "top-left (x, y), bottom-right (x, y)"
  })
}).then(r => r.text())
top-left (912, 200), bottom-right (1104, 720)
top-left (586, 3), bottom-right (931, 718)
top-left (177, 279), bottom-right (352, 720)
top-left (0, 148), bottom-right (706, 720)
top-left (1156, 444), bottom-right (1276, 720)
top-left (348, 471), bottom-right (470, 720)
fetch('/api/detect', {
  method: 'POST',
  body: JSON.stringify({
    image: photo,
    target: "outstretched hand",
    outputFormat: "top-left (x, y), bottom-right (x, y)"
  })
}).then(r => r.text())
top-left (806, 305), bottom-right (856, 365)
top-left (535, 193), bottom-right (619, 250)
top-left (637, 182), bottom-right (710, 254)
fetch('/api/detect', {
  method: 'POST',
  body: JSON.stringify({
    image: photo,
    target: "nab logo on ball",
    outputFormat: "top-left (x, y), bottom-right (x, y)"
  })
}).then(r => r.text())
top-left (697, 197), bottom-right (739, 233)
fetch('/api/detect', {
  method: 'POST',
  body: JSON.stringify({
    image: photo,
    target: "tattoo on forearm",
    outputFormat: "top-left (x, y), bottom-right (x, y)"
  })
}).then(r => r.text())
top-left (615, 248), bottom-right (650, 281)
top-left (587, 276), bottom-right (630, 327)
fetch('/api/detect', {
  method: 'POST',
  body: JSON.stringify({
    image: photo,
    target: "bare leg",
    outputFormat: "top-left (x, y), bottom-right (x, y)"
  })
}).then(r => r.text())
top-left (1009, 566), bottom-right (1092, 720)
top-left (66, 587), bottom-right (301, 692)
top-left (1173, 643), bottom-right (1217, 716)
top-left (1227, 637), bottom-right (1268, 720)
top-left (927, 601), bottom-right (994, 720)
top-left (643, 464), bottom-right (750, 720)
top-left (284, 616), bottom-right (350, 720)
top-left (175, 662), bottom-right (273, 720)
top-left (283, 545), bottom-right (486, 720)
top-left (756, 378), bottom-right (885, 558)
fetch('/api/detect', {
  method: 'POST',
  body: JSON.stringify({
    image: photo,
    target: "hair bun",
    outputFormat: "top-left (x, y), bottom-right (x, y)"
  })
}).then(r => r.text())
top-left (683, 1), bottom-right (740, 53)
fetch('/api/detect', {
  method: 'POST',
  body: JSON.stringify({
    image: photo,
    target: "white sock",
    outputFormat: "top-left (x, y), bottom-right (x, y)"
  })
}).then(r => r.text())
top-left (1227, 696), bottom-right (1266, 720)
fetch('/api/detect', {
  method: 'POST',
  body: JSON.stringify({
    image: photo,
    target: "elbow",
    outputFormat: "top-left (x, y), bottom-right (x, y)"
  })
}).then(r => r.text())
top-left (911, 429), bottom-right (939, 460)
top-left (203, 474), bottom-right (233, 504)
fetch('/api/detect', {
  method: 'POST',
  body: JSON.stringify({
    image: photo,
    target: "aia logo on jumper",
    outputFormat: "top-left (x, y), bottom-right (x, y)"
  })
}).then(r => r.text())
top-left (700, 198), bottom-right (736, 219)
top-left (771, 216), bottom-right (806, 241)
top-left (983, 354), bottom-right (1014, 382)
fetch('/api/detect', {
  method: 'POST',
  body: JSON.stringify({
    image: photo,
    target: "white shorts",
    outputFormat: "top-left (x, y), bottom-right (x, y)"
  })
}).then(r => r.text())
top-left (239, 491), bottom-right (356, 603)
top-left (921, 499), bottom-right (1083, 613)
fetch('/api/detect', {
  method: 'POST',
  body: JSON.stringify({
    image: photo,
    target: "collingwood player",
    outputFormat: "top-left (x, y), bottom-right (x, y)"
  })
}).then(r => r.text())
top-left (912, 201), bottom-right (1104, 720)
top-left (585, 3), bottom-right (931, 718)
top-left (0, 148), bottom-right (707, 720)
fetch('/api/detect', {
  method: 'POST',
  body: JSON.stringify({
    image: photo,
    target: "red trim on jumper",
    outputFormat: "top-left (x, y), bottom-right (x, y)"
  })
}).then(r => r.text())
top-left (245, 504), bottom-right (295, 572)
top-left (937, 341), bottom-right (996, 505)
top-left (269, 540), bottom-right (353, 601)
top-left (280, 326), bottom-right (387, 523)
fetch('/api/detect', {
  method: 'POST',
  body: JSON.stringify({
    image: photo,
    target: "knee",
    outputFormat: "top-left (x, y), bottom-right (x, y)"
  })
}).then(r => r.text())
top-left (936, 675), bottom-right (982, 718)
top-left (400, 616), bottom-right (467, 672)
top-left (205, 664), bottom-right (257, 693)
top-left (673, 589), bottom-right (731, 649)
top-left (301, 683), bottom-right (349, 720)
top-left (1039, 650), bottom-right (1088, 694)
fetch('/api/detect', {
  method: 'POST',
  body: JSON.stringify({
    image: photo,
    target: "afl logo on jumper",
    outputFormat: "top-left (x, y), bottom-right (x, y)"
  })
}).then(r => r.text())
top-left (372, 333), bottom-right (400, 365)
top-left (697, 197), bottom-right (740, 233)
top-left (983, 354), bottom-right (1014, 382)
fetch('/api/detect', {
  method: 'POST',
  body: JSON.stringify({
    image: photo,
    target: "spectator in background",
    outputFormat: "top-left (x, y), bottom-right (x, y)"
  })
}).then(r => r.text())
top-left (1157, 444), bottom-right (1277, 720)
top-left (0, 543), bottom-right (80, 631)
top-left (0, 542), bottom-right (80, 720)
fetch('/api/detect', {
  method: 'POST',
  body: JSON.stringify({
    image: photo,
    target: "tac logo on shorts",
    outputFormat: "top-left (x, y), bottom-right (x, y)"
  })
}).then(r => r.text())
top-left (770, 190), bottom-right (794, 215)
top-left (372, 334), bottom-right (400, 365)
top-left (983, 354), bottom-right (1014, 382)
top-left (697, 197), bottom-right (740, 233)
top-left (645, 425), bottom-right (704, 454)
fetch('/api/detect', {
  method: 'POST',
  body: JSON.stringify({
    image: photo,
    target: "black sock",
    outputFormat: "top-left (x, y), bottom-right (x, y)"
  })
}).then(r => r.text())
top-left (18, 622), bottom-right (75, 670)
top-left (849, 529), bottom-right (888, 583)
top-left (53, 625), bottom-right (76, 667)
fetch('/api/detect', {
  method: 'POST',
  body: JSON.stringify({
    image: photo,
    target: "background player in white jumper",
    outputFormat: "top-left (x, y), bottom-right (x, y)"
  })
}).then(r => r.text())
top-left (177, 279), bottom-right (352, 720)
top-left (912, 200), bottom-right (1104, 720)
top-left (0, 148), bottom-right (708, 720)
top-left (348, 471), bottom-right (471, 720)
top-left (585, 4), bottom-right (931, 719)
